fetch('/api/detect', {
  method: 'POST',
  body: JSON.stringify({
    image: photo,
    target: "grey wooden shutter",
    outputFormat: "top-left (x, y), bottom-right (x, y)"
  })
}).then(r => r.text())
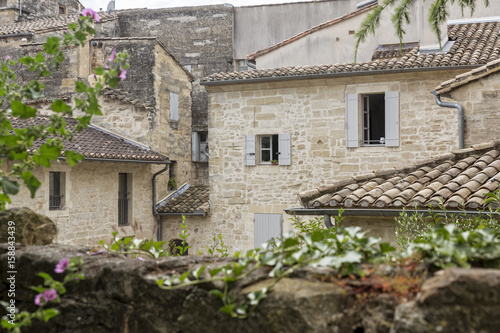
top-left (278, 133), bottom-right (291, 165)
top-left (254, 214), bottom-right (282, 248)
top-left (346, 93), bottom-right (359, 148)
top-left (170, 92), bottom-right (178, 121)
top-left (384, 91), bottom-right (399, 147)
top-left (192, 132), bottom-right (200, 162)
top-left (245, 135), bottom-right (256, 166)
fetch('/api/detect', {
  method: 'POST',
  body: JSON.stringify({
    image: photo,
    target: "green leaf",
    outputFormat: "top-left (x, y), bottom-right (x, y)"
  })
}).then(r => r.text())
top-left (179, 271), bottom-right (190, 283)
top-left (1, 177), bottom-right (19, 195)
top-left (64, 151), bottom-right (84, 167)
top-left (209, 289), bottom-right (224, 299)
top-left (11, 101), bottom-right (37, 119)
top-left (193, 265), bottom-right (206, 279)
top-left (33, 144), bottom-right (61, 167)
top-left (75, 81), bottom-right (88, 93)
top-left (156, 279), bottom-right (165, 287)
top-left (51, 99), bottom-right (71, 113)
top-left (209, 267), bottom-right (223, 277)
top-left (43, 37), bottom-right (60, 55)
top-left (380, 242), bottom-right (396, 254)
top-left (21, 171), bottom-right (41, 198)
top-left (43, 308), bottom-right (60, 322)
top-left (219, 304), bottom-right (236, 315)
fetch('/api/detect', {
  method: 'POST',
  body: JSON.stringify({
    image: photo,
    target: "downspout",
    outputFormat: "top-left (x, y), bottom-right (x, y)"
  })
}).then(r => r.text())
top-left (323, 215), bottom-right (333, 228)
top-left (19, 0), bottom-right (22, 17)
top-left (152, 163), bottom-right (170, 241)
top-left (432, 91), bottom-right (464, 149)
top-left (245, 59), bottom-right (256, 70)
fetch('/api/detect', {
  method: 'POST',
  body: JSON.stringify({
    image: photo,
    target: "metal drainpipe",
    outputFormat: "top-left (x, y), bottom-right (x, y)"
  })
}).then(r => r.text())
top-left (323, 215), bottom-right (333, 228)
top-left (245, 59), bottom-right (256, 69)
top-left (432, 91), bottom-right (465, 149)
top-left (152, 163), bottom-right (170, 241)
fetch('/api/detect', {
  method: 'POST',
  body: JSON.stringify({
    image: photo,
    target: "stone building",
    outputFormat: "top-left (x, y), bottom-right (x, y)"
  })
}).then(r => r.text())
top-left (7, 116), bottom-right (169, 245)
top-left (197, 18), bottom-right (500, 252)
top-left (0, 0), bottom-right (83, 21)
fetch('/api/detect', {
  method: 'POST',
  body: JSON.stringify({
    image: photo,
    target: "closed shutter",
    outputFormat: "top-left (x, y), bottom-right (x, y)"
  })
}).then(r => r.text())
top-left (245, 135), bottom-right (256, 166)
top-left (192, 132), bottom-right (200, 162)
top-left (346, 93), bottom-right (359, 148)
top-left (254, 214), bottom-right (282, 248)
top-left (384, 91), bottom-right (399, 147)
top-left (170, 92), bottom-right (178, 121)
top-left (278, 133), bottom-right (291, 165)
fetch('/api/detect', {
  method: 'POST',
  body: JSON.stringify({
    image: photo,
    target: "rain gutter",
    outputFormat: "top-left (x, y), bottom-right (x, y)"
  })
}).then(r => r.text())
top-left (432, 91), bottom-right (465, 149)
top-left (201, 65), bottom-right (479, 87)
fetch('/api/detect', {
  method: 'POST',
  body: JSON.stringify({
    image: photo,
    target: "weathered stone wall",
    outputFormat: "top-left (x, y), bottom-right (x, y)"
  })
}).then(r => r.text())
top-left (160, 215), bottom-right (212, 255)
top-left (204, 69), bottom-right (467, 252)
top-left (6, 160), bottom-right (158, 245)
top-left (115, 5), bottom-right (234, 133)
top-left (0, 0), bottom-right (82, 21)
top-left (2, 245), bottom-right (500, 333)
top-left (443, 71), bottom-right (500, 147)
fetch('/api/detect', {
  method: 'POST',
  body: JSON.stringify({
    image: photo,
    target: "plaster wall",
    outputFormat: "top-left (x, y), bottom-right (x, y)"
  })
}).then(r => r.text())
top-left (6, 160), bottom-right (158, 246)
top-left (204, 69), bottom-right (467, 252)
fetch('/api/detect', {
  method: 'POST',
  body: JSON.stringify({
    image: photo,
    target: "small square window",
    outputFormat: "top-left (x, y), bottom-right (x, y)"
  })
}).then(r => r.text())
top-left (362, 93), bottom-right (385, 145)
top-left (49, 172), bottom-right (65, 210)
top-left (58, 5), bottom-right (66, 15)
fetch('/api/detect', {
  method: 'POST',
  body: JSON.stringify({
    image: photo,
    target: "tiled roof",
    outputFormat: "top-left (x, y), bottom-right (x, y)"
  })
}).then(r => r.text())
top-left (102, 88), bottom-right (155, 109)
top-left (0, 13), bottom-right (114, 36)
top-left (156, 184), bottom-right (210, 215)
top-left (435, 58), bottom-right (500, 95)
top-left (372, 42), bottom-right (420, 60)
top-left (9, 116), bottom-right (168, 162)
top-left (246, 2), bottom-right (377, 61)
top-left (298, 141), bottom-right (500, 211)
top-left (202, 21), bottom-right (500, 83)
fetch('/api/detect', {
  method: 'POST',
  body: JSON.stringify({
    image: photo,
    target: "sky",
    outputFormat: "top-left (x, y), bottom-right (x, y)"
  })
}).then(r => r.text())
top-left (80, 0), bottom-right (312, 11)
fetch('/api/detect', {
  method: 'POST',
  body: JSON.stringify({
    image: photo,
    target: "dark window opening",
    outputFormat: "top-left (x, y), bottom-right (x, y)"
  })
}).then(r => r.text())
top-left (259, 134), bottom-right (279, 163)
top-left (362, 93), bottom-right (385, 145)
top-left (118, 173), bottom-right (130, 225)
top-left (58, 5), bottom-right (66, 14)
top-left (49, 172), bottom-right (65, 210)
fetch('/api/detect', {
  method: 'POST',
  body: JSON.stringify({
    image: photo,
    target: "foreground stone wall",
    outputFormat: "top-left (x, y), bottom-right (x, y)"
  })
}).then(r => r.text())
top-left (1, 244), bottom-right (500, 333)
top-left (6, 161), bottom-right (158, 245)
top-left (204, 69), bottom-right (466, 252)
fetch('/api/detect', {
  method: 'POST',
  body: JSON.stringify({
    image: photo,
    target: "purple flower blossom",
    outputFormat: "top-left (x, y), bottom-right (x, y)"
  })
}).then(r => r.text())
top-left (118, 67), bottom-right (127, 81)
top-left (55, 258), bottom-right (69, 273)
top-left (81, 8), bottom-right (101, 22)
top-left (108, 48), bottom-right (116, 62)
top-left (90, 250), bottom-right (105, 256)
top-left (5, 56), bottom-right (10, 60)
top-left (43, 289), bottom-right (57, 302)
top-left (34, 293), bottom-right (45, 306)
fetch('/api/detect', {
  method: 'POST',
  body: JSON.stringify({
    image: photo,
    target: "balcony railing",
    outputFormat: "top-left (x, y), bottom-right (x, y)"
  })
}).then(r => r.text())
top-left (49, 195), bottom-right (63, 211)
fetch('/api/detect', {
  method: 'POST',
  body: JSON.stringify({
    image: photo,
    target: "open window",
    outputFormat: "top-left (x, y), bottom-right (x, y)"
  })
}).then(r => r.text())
top-left (192, 131), bottom-right (208, 163)
top-left (118, 173), bottom-right (132, 226)
top-left (346, 91), bottom-right (399, 148)
top-left (244, 134), bottom-right (291, 166)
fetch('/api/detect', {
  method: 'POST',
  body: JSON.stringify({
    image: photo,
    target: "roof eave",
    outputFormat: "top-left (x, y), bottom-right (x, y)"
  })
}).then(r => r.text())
top-left (201, 65), bottom-right (480, 86)
top-left (284, 207), bottom-right (495, 217)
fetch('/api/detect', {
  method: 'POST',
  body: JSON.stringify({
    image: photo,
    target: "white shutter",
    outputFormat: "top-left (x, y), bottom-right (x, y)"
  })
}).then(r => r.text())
top-left (192, 132), bottom-right (200, 162)
top-left (254, 214), bottom-right (282, 248)
top-left (278, 133), bottom-right (291, 166)
top-left (170, 92), bottom-right (178, 121)
top-left (245, 135), bottom-right (256, 166)
top-left (346, 93), bottom-right (359, 148)
top-left (384, 91), bottom-right (399, 147)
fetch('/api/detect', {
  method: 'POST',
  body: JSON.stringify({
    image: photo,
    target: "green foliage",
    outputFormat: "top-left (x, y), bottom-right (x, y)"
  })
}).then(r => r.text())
top-left (410, 223), bottom-right (500, 269)
top-left (176, 215), bottom-right (191, 256)
top-left (157, 226), bottom-right (393, 318)
top-left (354, 0), bottom-right (490, 62)
top-left (1, 255), bottom-right (84, 332)
top-left (0, 13), bottom-right (129, 210)
top-left (205, 234), bottom-right (230, 257)
top-left (168, 178), bottom-right (177, 189)
top-left (99, 231), bottom-right (168, 258)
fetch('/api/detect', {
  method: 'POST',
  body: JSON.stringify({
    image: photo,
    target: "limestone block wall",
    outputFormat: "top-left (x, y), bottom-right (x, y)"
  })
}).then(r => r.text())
top-left (205, 69), bottom-right (467, 252)
top-left (6, 160), bottom-right (157, 246)
top-left (443, 72), bottom-right (500, 147)
top-left (160, 215), bottom-right (212, 255)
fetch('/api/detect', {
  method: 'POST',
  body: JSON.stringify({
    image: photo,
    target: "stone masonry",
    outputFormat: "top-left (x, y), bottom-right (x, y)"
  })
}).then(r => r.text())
top-left (200, 69), bottom-right (469, 253)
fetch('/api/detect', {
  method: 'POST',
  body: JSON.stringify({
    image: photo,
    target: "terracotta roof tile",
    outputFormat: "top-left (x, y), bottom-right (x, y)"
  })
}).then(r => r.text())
top-left (0, 13), bottom-right (115, 36)
top-left (9, 116), bottom-right (167, 162)
top-left (156, 184), bottom-right (210, 215)
top-left (203, 21), bottom-right (500, 84)
top-left (298, 140), bottom-right (500, 211)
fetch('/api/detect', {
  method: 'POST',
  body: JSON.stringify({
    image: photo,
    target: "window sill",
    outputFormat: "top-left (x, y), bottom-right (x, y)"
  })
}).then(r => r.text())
top-left (46, 209), bottom-right (69, 218)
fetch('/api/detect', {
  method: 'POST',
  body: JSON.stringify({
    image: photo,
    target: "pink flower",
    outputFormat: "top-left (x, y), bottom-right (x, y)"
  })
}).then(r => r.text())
top-left (118, 67), bottom-right (127, 81)
top-left (5, 56), bottom-right (10, 60)
top-left (108, 48), bottom-right (116, 62)
top-left (43, 289), bottom-right (57, 302)
top-left (81, 8), bottom-right (100, 22)
top-left (55, 258), bottom-right (69, 273)
top-left (34, 293), bottom-right (45, 306)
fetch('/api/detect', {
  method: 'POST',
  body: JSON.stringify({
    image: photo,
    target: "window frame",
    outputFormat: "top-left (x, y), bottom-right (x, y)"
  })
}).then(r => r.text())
top-left (169, 92), bottom-right (179, 122)
top-left (118, 173), bottom-right (132, 226)
top-left (361, 93), bottom-right (386, 147)
top-left (245, 134), bottom-right (291, 166)
top-left (49, 171), bottom-right (65, 211)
